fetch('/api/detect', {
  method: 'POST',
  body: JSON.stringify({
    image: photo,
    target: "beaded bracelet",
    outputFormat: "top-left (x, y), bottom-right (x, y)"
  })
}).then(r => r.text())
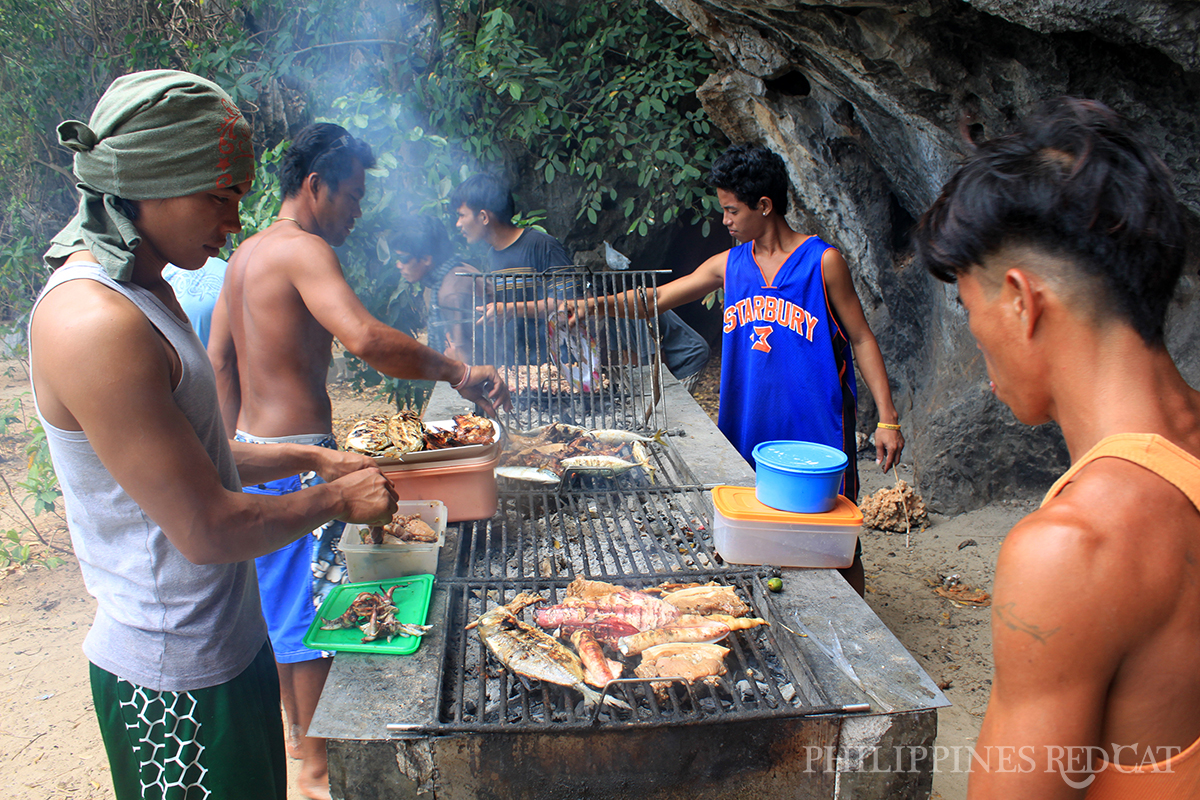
top-left (877, 422), bottom-right (902, 431)
top-left (452, 364), bottom-right (472, 390)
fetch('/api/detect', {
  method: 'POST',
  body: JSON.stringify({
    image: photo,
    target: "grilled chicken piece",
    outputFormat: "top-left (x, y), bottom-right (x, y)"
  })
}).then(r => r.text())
top-left (471, 593), bottom-right (623, 709)
top-left (658, 583), bottom-right (753, 618)
top-left (570, 630), bottom-right (623, 687)
top-left (616, 615), bottom-right (732, 657)
top-left (451, 414), bottom-right (495, 444)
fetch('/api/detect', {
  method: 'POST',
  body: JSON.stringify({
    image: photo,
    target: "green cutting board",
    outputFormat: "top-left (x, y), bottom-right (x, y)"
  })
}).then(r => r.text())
top-left (303, 574), bottom-right (435, 656)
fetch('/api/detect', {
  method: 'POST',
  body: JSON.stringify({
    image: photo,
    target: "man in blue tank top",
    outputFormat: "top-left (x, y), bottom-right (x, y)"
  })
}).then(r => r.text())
top-left (575, 144), bottom-right (905, 594)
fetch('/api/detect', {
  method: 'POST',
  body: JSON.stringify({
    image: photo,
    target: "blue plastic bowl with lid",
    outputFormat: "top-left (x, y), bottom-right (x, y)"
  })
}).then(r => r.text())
top-left (752, 440), bottom-right (848, 514)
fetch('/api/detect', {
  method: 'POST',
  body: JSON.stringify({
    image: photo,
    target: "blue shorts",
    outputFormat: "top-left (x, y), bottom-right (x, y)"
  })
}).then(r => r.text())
top-left (237, 433), bottom-right (347, 664)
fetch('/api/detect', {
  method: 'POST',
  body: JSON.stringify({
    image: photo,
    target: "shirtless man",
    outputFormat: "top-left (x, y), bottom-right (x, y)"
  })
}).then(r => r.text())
top-left (32, 70), bottom-right (396, 800)
top-left (207, 123), bottom-right (509, 799)
top-left (916, 97), bottom-right (1200, 797)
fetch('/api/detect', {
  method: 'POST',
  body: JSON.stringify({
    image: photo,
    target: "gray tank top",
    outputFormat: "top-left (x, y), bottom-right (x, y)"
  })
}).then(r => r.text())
top-left (31, 263), bottom-right (266, 692)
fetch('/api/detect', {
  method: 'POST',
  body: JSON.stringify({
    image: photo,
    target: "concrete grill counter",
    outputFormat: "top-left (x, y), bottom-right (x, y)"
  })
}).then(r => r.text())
top-left (311, 373), bottom-right (948, 800)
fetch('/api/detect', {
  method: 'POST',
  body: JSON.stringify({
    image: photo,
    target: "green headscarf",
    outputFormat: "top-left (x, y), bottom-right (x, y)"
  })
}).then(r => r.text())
top-left (44, 69), bottom-right (255, 281)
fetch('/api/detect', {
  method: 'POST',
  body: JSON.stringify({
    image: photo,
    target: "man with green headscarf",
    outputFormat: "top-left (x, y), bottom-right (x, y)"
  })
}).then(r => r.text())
top-left (29, 70), bottom-right (399, 800)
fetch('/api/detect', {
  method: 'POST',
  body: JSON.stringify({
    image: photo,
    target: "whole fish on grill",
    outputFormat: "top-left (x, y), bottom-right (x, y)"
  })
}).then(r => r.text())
top-left (559, 454), bottom-right (640, 475)
top-left (496, 466), bottom-right (561, 485)
top-left (589, 429), bottom-right (666, 446)
top-left (469, 593), bottom-right (625, 708)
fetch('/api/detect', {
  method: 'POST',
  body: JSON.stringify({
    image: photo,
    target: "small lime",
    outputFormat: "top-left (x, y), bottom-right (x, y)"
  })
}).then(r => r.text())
top-left (767, 577), bottom-right (783, 593)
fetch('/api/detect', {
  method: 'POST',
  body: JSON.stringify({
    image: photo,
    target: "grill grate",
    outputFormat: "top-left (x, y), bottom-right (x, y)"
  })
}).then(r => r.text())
top-left (469, 444), bottom-right (715, 581)
top-left (403, 270), bottom-right (847, 734)
top-left (433, 574), bottom-right (836, 732)
top-left (472, 268), bottom-right (670, 434)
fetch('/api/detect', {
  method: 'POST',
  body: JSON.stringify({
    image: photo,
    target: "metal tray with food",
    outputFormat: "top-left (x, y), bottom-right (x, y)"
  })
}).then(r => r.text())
top-left (368, 416), bottom-right (502, 466)
top-left (303, 575), bottom-right (435, 656)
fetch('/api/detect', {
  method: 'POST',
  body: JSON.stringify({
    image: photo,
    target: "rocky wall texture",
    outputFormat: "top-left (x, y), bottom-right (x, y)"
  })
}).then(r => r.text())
top-left (655, 0), bottom-right (1200, 513)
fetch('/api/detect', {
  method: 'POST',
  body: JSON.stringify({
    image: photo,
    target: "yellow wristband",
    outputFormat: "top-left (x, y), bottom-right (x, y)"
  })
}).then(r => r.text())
top-left (877, 422), bottom-right (901, 431)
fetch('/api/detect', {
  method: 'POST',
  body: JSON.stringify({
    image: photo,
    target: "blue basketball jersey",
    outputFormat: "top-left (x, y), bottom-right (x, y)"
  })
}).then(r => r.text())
top-left (717, 237), bottom-right (858, 496)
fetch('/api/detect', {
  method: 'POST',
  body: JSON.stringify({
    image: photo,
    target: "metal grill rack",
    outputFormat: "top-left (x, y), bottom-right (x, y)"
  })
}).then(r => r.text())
top-left (472, 268), bottom-right (671, 434)
top-left (395, 268), bottom-right (864, 736)
top-left (431, 575), bottom-right (845, 733)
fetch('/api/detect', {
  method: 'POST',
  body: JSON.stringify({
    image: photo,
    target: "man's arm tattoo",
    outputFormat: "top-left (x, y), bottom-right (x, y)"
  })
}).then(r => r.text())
top-left (995, 602), bottom-right (1061, 644)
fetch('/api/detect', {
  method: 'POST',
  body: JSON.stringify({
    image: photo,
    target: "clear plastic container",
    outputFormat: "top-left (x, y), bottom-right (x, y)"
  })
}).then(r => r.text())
top-left (339, 500), bottom-right (448, 582)
top-left (381, 448), bottom-right (500, 522)
top-left (712, 485), bottom-right (862, 568)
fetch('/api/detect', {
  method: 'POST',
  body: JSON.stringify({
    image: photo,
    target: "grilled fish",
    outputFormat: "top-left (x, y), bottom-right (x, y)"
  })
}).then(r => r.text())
top-left (534, 590), bottom-right (681, 633)
top-left (559, 455), bottom-right (640, 474)
top-left (496, 466), bottom-right (562, 484)
top-left (472, 593), bottom-right (618, 708)
top-left (588, 429), bottom-right (666, 446)
top-left (345, 415), bottom-right (399, 457)
top-left (386, 410), bottom-right (425, 454)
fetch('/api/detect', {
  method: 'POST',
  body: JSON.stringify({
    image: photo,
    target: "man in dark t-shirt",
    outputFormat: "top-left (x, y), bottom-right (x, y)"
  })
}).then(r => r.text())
top-left (451, 174), bottom-right (573, 363)
top-left (450, 173), bottom-right (572, 272)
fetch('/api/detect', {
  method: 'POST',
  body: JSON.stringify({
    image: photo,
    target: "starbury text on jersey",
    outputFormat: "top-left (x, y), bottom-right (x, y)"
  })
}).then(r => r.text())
top-left (722, 294), bottom-right (820, 353)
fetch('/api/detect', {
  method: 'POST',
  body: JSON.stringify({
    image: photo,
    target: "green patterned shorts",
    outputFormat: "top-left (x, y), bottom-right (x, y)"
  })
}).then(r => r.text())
top-left (90, 641), bottom-right (286, 800)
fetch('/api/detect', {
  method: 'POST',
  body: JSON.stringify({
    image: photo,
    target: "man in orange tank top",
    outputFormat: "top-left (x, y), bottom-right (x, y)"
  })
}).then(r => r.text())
top-left (916, 97), bottom-right (1200, 798)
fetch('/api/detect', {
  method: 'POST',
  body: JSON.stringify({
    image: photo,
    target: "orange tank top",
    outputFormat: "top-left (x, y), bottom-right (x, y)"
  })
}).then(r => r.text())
top-left (1043, 434), bottom-right (1200, 800)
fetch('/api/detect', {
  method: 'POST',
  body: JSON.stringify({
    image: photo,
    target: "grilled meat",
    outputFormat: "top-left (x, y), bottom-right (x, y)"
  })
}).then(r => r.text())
top-left (616, 616), bottom-right (733, 657)
top-left (370, 513), bottom-right (439, 544)
top-left (657, 583), bottom-right (753, 617)
top-left (570, 630), bottom-right (623, 688)
top-left (386, 411), bottom-right (425, 454)
top-left (345, 415), bottom-right (400, 458)
top-left (564, 577), bottom-right (624, 602)
top-left (633, 642), bottom-right (730, 683)
top-left (471, 592), bottom-right (621, 708)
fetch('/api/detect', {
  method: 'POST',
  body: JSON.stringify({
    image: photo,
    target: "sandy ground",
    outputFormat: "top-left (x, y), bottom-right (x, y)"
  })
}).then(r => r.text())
top-left (0, 356), bottom-right (1031, 799)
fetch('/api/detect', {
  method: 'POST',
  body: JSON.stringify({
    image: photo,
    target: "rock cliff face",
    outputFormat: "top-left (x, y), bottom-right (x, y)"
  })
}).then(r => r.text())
top-left (655, 0), bottom-right (1200, 513)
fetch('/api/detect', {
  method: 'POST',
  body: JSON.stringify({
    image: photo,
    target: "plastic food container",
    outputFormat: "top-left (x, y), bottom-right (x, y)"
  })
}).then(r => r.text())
top-left (381, 449), bottom-right (500, 522)
top-left (712, 485), bottom-right (862, 568)
top-left (752, 440), bottom-right (849, 514)
top-left (339, 500), bottom-right (448, 582)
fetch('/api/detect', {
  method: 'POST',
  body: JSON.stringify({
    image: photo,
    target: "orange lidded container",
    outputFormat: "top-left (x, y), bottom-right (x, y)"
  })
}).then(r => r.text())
top-left (711, 485), bottom-right (862, 568)
top-left (381, 449), bottom-right (500, 523)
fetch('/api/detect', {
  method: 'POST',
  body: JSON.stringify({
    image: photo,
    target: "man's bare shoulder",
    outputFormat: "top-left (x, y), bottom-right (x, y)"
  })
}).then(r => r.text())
top-left (997, 457), bottom-right (1196, 637)
top-left (230, 225), bottom-right (339, 279)
top-left (34, 278), bottom-right (154, 345)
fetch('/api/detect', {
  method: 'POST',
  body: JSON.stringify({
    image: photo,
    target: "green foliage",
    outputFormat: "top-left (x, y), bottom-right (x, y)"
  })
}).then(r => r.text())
top-left (420, 1), bottom-right (721, 236)
top-left (1, 0), bottom-right (720, 399)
